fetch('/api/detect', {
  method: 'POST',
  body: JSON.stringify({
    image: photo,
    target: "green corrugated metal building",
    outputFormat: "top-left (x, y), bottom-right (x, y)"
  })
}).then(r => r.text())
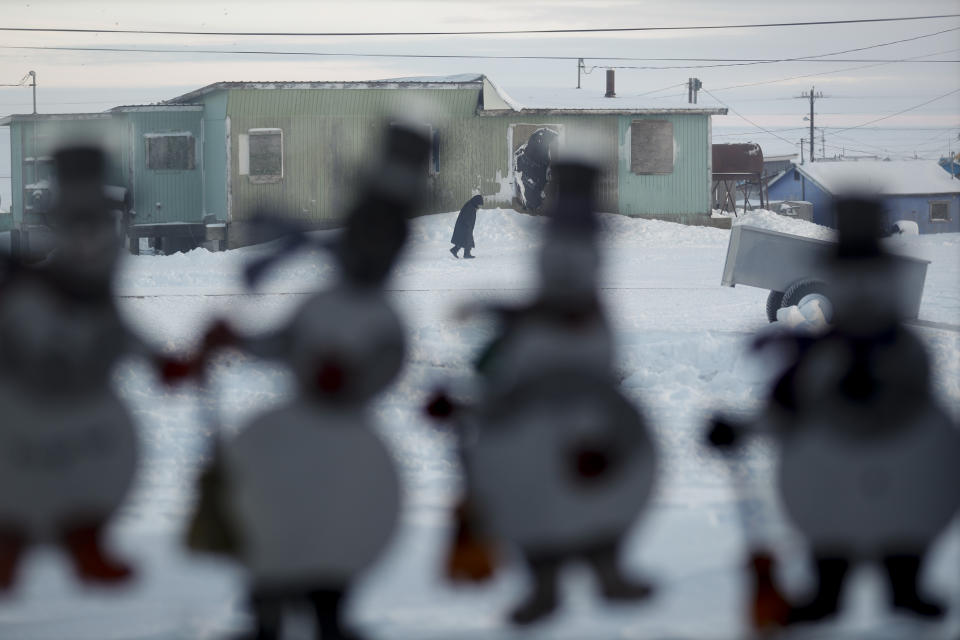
top-left (1, 74), bottom-right (725, 250)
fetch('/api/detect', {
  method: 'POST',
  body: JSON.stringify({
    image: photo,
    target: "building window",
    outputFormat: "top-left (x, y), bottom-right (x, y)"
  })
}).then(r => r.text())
top-left (239, 128), bottom-right (283, 183)
top-left (929, 201), bottom-right (950, 222)
top-left (145, 133), bottom-right (196, 170)
top-left (23, 156), bottom-right (54, 185)
top-left (630, 120), bottom-right (674, 174)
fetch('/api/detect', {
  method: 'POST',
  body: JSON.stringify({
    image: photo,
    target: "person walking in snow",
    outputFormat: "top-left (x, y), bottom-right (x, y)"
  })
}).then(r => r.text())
top-left (450, 194), bottom-right (482, 259)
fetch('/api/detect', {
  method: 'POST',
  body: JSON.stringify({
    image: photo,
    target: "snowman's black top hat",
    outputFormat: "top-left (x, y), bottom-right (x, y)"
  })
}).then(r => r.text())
top-left (833, 196), bottom-right (885, 260)
top-left (54, 146), bottom-right (105, 186)
top-left (336, 122), bottom-right (431, 286)
top-left (547, 160), bottom-right (600, 237)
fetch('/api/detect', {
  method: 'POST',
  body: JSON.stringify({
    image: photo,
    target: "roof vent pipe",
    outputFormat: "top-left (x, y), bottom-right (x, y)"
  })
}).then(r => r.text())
top-left (605, 69), bottom-right (616, 98)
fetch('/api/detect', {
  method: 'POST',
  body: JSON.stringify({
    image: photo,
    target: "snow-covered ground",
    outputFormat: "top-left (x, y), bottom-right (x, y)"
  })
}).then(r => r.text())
top-left (1, 209), bottom-right (958, 640)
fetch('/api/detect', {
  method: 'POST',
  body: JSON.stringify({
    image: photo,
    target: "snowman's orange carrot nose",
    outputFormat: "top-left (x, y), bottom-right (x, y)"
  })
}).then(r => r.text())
top-left (748, 550), bottom-right (792, 632)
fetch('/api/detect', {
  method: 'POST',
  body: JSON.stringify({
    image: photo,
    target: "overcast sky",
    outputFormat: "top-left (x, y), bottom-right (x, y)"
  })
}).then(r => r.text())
top-left (2, 0), bottom-right (959, 206)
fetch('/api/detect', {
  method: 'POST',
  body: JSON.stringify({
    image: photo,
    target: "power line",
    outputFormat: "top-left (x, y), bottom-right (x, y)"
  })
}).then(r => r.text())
top-left (830, 87), bottom-right (960, 133)
top-left (820, 126), bottom-right (960, 131)
top-left (606, 25), bottom-right (960, 70)
top-left (712, 127), bottom-right (809, 137)
top-left (709, 48), bottom-right (960, 92)
top-left (2, 43), bottom-right (958, 69)
top-left (634, 82), bottom-right (687, 97)
top-left (0, 14), bottom-right (958, 37)
top-left (702, 88), bottom-right (799, 147)
top-left (605, 58), bottom-right (959, 70)
top-left (0, 25), bottom-right (955, 73)
top-left (1, 27), bottom-right (957, 69)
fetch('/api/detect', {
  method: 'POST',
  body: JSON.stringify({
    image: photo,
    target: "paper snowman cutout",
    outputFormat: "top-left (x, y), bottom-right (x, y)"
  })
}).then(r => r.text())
top-left (0, 147), bottom-right (145, 590)
top-left (461, 160), bottom-right (658, 625)
top-left (194, 123), bottom-right (430, 640)
top-left (765, 197), bottom-right (960, 623)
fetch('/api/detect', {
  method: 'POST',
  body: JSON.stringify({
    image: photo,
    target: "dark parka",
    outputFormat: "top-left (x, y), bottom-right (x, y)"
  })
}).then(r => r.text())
top-left (451, 195), bottom-right (483, 250)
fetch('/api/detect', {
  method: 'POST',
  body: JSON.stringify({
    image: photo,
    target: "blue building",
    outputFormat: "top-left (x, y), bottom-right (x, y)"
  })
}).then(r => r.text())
top-left (767, 160), bottom-right (960, 234)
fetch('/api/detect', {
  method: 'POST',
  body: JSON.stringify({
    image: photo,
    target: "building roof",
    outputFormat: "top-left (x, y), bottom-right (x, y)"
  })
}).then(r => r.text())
top-left (163, 74), bottom-right (727, 115)
top-left (0, 112), bottom-right (111, 126)
top-left (764, 154), bottom-right (798, 163)
top-left (3, 74), bottom-right (727, 126)
top-left (486, 83), bottom-right (727, 115)
top-left (793, 160), bottom-right (960, 196)
top-left (164, 74), bottom-right (488, 104)
top-left (110, 104), bottom-right (203, 112)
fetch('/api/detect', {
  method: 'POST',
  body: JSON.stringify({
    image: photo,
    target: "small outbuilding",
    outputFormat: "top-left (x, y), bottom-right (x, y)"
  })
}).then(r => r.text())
top-left (766, 160), bottom-right (960, 234)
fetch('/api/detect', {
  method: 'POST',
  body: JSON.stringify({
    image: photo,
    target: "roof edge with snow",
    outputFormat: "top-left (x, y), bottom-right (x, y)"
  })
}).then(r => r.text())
top-left (780, 161), bottom-right (960, 197)
top-left (0, 112), bottom-right (113, 126)
top-left (479, 76), bottom-right (726, 115)
top-left (164, 75), bottom-right (487, 104)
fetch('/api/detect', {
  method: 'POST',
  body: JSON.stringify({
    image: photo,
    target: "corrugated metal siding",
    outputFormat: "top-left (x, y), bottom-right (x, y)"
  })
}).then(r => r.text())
top-left (10, 118), bottom-right (124, 224)
top-left (201, 91), bottom-right (229, 220)
top-left (122, 111), bottom-right (204, 224)
top-left (226, 88), bottom-right (482, 222)
top-left (617, 114), bottom-right (711, 216)
top-left (10, 124), bottom-right (22, 224)
top-left (225, 87), bottom-right (710, 224)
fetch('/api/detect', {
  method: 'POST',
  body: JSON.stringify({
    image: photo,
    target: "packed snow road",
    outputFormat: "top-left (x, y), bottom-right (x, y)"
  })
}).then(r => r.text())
top-left (1, 209), bottom-right (958, 639)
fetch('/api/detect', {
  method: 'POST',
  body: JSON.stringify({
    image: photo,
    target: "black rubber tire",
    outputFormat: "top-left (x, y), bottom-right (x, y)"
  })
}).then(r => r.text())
top-left (781, 278), bottom-right (829, 310)
top-left (766, 290), bottom-right (784, 323)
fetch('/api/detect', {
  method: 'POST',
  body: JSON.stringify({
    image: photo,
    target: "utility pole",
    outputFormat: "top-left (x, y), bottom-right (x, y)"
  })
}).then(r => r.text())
top-left (797, 86), bottom-right (824, 162)
top-left (577, 58), bottom-right (584, 89)
top-left (821, 129), bottom-right (826, 160)
top-left (20, 70), bottom-right (37, 113)
top-left (800, 139), bottom-right (805, 164)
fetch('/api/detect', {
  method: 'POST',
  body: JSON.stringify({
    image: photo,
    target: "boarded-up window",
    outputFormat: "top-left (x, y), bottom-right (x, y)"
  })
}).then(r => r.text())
top-left (247, 128), bottom-right (283, 182)
top-left (145, 133), bottom-right (195, 170)
top-left (630, 120), bottom-right (674, 174)
top-left (929, 201), bottom-right (950, 222)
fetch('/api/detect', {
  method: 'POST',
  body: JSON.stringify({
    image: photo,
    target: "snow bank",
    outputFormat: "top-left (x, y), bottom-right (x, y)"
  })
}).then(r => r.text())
top-left (4, 206), bottom-right (956, 640)
top-left (732, 208), bottom-right (836, 241)
top-left (412, 208), bottom-right (729, 251)
top-left (598, 212), bottom-right (727, 248)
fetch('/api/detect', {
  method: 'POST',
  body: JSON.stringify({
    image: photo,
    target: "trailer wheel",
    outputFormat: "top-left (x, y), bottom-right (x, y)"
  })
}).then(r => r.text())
top-left (766, 291), bottom-right (784, 323)
top-left (781, 279), bottom-right (831, 319)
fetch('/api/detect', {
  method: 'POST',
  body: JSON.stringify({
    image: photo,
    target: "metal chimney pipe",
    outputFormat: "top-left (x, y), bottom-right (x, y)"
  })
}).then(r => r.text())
top-left (605, 69), bottom-right (616, 98)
